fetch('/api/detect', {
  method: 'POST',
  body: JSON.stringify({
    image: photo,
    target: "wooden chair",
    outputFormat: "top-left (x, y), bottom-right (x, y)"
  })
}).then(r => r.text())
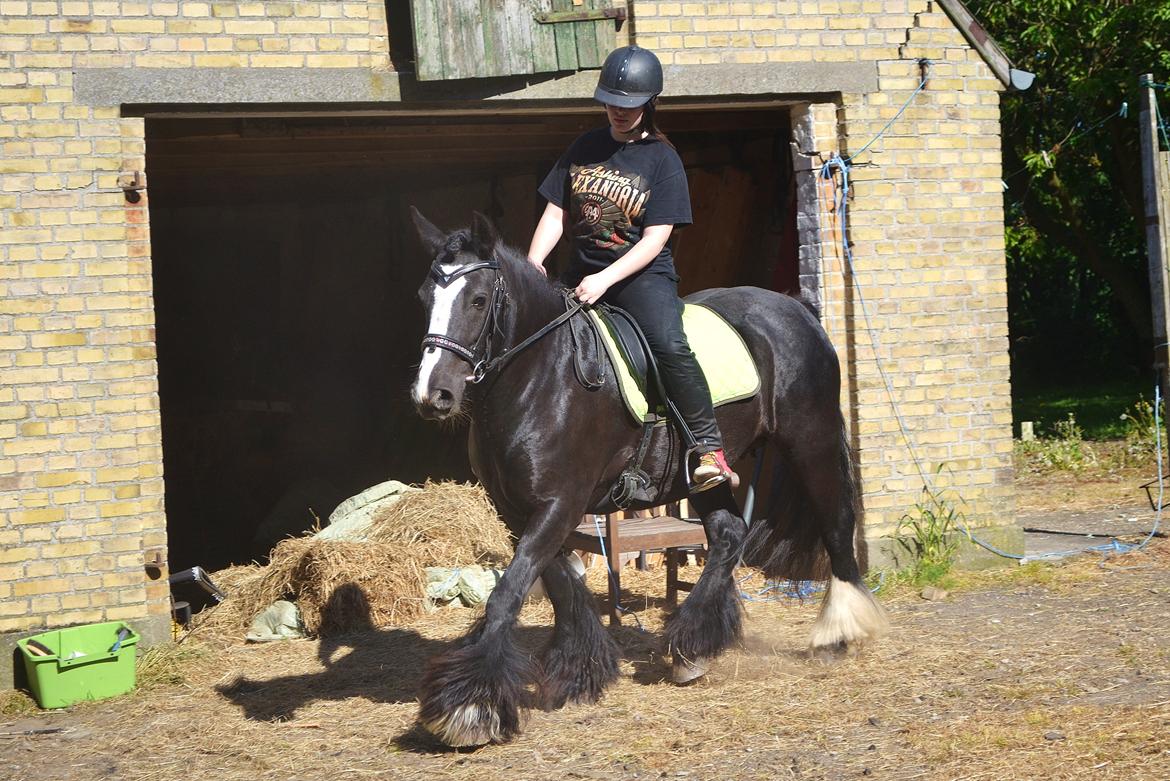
top-left (567, 501), bottom-right (707, 625)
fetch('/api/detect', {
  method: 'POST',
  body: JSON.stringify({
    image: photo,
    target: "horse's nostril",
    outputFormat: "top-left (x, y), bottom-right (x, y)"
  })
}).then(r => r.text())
top-left (429, 388), bottom-right (454, 411)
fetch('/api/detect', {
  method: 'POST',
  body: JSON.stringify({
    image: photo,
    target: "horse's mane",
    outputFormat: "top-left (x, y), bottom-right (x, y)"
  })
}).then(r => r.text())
top-left (440, 225), bottom-right (563, 313)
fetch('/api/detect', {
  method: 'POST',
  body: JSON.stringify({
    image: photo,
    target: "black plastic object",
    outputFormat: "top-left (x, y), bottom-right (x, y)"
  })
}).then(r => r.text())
top-left (168, 565), bottom-right (226, 602)
top-left (594, 45), bottom-right (663, 108)
top-left (25, 639), bottom-right (53, 657)
top-left (172, 600), bottom-right (192, 627)
top-left (109, 627), bottom-right (132, 653)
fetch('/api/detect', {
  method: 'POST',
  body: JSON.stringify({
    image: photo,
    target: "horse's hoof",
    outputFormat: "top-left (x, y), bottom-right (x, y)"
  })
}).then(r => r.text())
top-left (672, 655), bottom-right (710, 684)
top-left (420, 703), bottom-right (504, 748)
top-left (809, 639), bottom-right (853, 664)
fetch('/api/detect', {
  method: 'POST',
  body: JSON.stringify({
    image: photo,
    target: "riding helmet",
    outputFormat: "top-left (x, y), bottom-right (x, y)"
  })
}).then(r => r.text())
top-left (594, 46), bottom-right (663, 108)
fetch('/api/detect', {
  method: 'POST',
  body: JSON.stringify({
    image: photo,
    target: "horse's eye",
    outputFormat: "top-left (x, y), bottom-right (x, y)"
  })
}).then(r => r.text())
top-left (472, 296), bottom-right (487, 309)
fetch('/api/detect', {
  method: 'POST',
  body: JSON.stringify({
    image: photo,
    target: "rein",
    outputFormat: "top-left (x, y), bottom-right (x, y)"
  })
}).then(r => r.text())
top-left (420, 258), bottom-right (598, 385)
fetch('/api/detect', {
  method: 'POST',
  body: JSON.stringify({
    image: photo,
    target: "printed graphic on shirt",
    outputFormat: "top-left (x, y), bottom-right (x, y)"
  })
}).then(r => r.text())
top-left (569, 163), bottom-right (651, 250)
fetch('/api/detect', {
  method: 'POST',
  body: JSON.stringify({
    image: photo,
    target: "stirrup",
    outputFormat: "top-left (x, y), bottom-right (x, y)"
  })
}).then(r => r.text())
top-left (686, 447), bottom-right (739, 494)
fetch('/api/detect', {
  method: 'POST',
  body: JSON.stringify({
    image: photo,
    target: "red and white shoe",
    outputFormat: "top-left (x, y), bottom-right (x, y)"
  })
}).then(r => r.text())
top-left (691, 449), bottom-right (739, 493)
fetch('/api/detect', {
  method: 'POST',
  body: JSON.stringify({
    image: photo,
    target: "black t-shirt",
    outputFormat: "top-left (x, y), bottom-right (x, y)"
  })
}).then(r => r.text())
top-left (539, 127), bottom-right (692, 280)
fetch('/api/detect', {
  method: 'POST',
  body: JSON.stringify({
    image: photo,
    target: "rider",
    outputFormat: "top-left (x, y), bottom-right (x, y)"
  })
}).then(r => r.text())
top-left (525, 44), bottom-right (736, 493)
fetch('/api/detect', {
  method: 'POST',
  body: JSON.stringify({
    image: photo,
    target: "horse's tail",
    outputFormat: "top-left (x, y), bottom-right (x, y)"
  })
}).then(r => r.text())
top-left (741, 421), bottom-right (868, 581)
top-left (786, 291), bottom-right (820, 321)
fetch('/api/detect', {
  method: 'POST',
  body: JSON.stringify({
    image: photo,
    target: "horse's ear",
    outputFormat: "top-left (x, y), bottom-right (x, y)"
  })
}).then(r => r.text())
top-left (410, 206), bottom-right (446, 257)
top-left (470, 211), bottom-right (499, 259)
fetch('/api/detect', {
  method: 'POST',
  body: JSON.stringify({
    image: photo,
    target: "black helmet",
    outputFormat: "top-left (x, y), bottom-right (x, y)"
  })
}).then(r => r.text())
top-left (594, 46), bottom-right (663, 108)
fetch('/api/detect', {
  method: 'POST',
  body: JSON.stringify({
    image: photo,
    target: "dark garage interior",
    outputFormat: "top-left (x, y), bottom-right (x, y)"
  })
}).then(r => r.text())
top-left (145, 106), bottom-right (800, 572)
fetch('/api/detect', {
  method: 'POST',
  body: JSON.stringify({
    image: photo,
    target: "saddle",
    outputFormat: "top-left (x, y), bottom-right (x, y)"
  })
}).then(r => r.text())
top-left (584, 302), bottom-right (761, 507)
top-left (587, 303), bottom-right (761, 424)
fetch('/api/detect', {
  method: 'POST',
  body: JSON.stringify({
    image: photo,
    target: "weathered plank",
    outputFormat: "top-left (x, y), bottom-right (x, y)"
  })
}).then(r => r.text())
top-left (410, 0), bottom-right (446, 81)
top-left (479, 0), bottom-right (501, 77)
top-left (437, 0), bottom-right (462, 79)
top-left (550, 0), bottom-right (579, 71)
top-left (573, 0), bottom-right (599, 69)
top-left (594, 0), bottom-right (618, 62)
top-left (456, 0), bottom-right (488, 80)
top-left (498, 0), bottom-right (533, 77)
top-left (529, 0), bottom-right (560, 73)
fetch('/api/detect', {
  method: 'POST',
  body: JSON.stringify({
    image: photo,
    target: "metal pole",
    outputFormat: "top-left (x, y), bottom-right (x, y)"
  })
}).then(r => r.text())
top-left (1140, 73), bottom-right (1170, 395)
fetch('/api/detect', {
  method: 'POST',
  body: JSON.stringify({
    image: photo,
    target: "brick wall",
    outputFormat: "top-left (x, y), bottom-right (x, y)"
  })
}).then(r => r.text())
top-left (1, 0), bottom-right (1015, 645)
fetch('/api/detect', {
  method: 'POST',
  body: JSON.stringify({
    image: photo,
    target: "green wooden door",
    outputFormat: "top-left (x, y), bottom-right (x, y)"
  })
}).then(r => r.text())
top-left (410, 0), bottom-right (623, 81)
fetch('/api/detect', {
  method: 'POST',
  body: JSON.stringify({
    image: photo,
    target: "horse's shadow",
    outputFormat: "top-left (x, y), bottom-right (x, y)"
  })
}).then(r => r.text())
top-left (214, 584), bottom-right (563, 726)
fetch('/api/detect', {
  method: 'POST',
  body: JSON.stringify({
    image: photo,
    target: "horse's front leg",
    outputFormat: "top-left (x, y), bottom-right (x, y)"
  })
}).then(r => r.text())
top-left (665, 483), bottom-right (748, 683)
top-left (417, 498), bottom-right (579, 747)
top-left (538, 552), bottom-right (620, 710)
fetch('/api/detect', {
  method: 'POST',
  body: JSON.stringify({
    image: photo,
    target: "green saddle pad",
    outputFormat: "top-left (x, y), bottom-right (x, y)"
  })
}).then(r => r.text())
top-left (587, 303), bottom-right (761, 424)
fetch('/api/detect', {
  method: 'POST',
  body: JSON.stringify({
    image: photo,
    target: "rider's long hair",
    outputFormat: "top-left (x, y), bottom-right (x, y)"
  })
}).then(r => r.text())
top-left (640, 98), bottom-right (674, 148)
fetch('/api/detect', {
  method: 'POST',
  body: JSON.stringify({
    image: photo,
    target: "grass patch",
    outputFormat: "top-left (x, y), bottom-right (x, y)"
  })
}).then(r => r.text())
top-left (0, 688), bottom-right (39, 716)
top-left (889, 467), bottom-right (965, 589)
top-left (1013, 379), bottom-right (1151, 440)
top-left (135, 641), bottom-right (210, 689)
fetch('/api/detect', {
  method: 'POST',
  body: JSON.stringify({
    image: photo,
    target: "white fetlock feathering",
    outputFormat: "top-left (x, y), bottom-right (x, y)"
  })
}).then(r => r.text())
top-left (809, 577), bottom-right (889, 651)
top-left (421, 702), bottom-right (503, 748)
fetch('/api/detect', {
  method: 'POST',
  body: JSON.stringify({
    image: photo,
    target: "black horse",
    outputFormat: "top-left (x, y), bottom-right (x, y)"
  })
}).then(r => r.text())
top-left (409, 208), bottom-right (886, 747)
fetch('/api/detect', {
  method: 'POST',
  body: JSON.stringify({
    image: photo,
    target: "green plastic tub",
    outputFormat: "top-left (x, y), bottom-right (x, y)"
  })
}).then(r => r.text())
top-left (17, 621), bottom-right (139, 709)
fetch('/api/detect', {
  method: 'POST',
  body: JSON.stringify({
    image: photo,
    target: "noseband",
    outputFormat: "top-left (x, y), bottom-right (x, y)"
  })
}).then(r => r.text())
top-left (419, 257), bottom-right (592, 384)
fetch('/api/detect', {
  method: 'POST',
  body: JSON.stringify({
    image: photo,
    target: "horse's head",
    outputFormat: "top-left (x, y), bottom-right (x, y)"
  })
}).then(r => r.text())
top-left (410, 207), bottom-right (504, 421)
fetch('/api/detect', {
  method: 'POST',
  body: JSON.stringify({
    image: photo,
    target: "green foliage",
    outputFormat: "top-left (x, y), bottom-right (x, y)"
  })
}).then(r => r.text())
top-left (967, 1), bottom-right (1170, 383)
top-left (895, 467), bottom-right (965, 586)
top-left (1014, 412), bottom-right (1099, 473)
top-left (1119, 395), bottom-right (1168, 462)
top-left (1013, 379), bottom-right (1148, 440)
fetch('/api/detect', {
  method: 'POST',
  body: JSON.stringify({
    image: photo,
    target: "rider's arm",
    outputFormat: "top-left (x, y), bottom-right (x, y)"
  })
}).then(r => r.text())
top-left (526, 202), bottom-right (564, 276)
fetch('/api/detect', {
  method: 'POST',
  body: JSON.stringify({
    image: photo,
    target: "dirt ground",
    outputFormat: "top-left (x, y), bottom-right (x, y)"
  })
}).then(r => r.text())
top-left (4, 461), bottom-right (1170, 781)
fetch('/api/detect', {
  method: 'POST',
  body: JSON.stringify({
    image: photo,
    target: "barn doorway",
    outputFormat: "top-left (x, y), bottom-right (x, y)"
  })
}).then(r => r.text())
top-left (145, 105), bottom-right (800, 571)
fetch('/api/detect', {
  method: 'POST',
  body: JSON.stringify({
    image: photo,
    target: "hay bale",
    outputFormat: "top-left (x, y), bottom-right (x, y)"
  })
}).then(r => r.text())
top-left (206, 480), bottom-right (514, 636)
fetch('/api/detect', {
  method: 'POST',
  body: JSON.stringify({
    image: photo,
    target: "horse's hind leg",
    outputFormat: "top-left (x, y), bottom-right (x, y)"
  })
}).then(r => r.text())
top-left (797, 433), bottom-right (888, 657)
top-left (538, 553), bottom-right (620, 709)
top-left (664, 483), bottom-right (747, 683)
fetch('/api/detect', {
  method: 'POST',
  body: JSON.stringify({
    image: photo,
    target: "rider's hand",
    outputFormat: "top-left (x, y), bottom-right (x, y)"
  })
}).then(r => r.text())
top-left (527, 258), bottom-right (548, 277)
top-left (574, 274), bottom-right (610, 305)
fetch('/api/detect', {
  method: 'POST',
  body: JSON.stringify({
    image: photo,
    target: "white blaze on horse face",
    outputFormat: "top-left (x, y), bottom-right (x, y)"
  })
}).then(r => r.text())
top-left (413, 270), bottom-right (467, 405)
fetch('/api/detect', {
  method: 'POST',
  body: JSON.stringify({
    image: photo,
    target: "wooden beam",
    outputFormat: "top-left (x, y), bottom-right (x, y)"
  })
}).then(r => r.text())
top-left (1140, 73), bottom-right (1170, 393)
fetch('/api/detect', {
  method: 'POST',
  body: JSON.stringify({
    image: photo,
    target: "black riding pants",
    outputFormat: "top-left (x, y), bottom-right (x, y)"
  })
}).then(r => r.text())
top-left (600, 271), bottom-right (723, 452)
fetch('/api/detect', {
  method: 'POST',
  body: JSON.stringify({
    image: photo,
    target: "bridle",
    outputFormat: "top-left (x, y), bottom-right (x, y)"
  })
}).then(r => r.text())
top-left (420, 256), bottom-right (591, 385)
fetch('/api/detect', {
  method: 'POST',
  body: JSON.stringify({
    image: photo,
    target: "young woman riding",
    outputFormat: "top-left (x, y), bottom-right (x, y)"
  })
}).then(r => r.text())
top-left (525, 44), bottom-right (736, 492)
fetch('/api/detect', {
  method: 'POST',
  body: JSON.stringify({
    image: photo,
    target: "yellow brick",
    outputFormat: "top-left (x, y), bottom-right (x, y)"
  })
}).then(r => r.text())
top-left (10, 507), bottom-right (64, 525)
top-left (53, 488), bottom-right (83, 504)
top-left (30, 331), bottom-right (86, 348)
top-left (114, 484), bottom-right (141, 499)
top-left (305, 54), bottom-right (362, 67)
top-left (44, 541), bottom-right (102, 558)
top-left (20, 421), bottom-right (47, 436)
top-left (30, 595), bottom-right (61, 612)
top-left (25, 561), bottom-right (57, 578)
top-left (98, 500), bottom-right (141, 518)
top-left (0, 546), bottom-right (36, 564)
top-left (13, 577), bottom-right (70, 596)
top-left (61, 593), bottom-right (91, 609)
top-left (0, 405), bottom-right (28, 420)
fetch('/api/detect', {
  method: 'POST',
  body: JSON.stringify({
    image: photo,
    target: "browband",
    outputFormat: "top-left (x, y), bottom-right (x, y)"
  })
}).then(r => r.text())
top-left (429, 258), bottom-right (500, 288)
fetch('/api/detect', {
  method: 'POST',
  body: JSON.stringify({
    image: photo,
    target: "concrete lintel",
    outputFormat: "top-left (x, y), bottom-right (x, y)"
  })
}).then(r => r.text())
top-left (76, 62), bottom-right (877, 107)
top-left (75, 68), bottom-right (404, 106)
